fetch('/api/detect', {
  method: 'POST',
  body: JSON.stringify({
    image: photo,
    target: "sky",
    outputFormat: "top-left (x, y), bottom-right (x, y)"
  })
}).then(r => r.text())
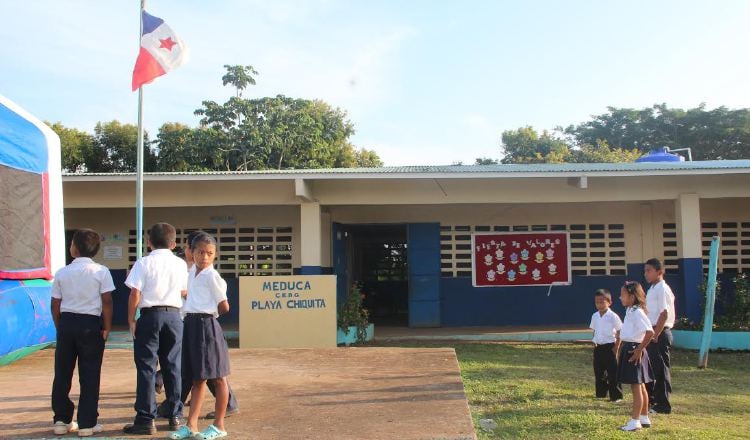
top-left (2, 1), bottom-right (750, 166)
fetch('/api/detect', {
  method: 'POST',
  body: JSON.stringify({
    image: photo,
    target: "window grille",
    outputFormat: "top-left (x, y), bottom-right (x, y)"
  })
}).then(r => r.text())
top-left (128, 226), bottom-right (294, 277)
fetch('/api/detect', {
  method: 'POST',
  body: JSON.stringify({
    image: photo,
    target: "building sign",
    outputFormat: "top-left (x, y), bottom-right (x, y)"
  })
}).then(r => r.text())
top-left (472, 232), bottom-right (571, 287)
top-left (239, 275), bottom-right (336, 348)
top-left (102, 246), bottom-right (123, 260)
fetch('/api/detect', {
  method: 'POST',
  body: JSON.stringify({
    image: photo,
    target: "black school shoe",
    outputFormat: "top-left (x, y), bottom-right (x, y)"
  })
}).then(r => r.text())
top-left (123, 420), bottom-right (156, 435)
top-left (204, 407), bottom-right (240, 419)
top-left (168, 417), bottom-right (183, 429)
top-left (156, 403), bottom-right (169, 419)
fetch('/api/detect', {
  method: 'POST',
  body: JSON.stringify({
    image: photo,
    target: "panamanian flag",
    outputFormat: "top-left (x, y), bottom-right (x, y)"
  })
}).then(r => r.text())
top-left (131, 11), bottom-right (189, 91)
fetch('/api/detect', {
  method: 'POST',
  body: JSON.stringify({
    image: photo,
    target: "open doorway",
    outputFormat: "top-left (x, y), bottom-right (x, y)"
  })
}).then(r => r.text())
top-left (342, 224), bottom-right (409, 326)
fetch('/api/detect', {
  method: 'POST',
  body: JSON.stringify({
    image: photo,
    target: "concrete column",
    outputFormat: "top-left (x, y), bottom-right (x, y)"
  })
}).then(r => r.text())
top-left (320, 210), bottom-right (332, 270)
top-left (676, 193), bottom-right (702, 259)
top-left (625, 203), bottom-right (655, 284)
top-left (300, 202), bottom-right (323, 274)
top-left (639, 202), bottom-right (655, 262)
top-left (675, 193), bottom-right (703, 322)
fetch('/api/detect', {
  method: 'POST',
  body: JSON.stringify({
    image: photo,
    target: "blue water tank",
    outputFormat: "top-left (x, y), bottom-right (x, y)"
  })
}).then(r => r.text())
top-left (635, 147), bottom-right (685, 163)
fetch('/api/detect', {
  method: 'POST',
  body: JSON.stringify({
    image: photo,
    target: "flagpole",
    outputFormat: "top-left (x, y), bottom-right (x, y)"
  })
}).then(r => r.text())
top-left (136, 0), bottom-right (145, 260)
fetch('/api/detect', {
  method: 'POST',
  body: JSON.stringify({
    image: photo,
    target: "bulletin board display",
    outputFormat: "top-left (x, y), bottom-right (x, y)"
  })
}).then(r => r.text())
top-left (472, 232), bottom-right (571, 287)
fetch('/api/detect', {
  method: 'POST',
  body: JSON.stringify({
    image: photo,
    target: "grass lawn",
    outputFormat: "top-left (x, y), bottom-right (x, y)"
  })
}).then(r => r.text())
top-left (383, 342), bottom-right (750, 439)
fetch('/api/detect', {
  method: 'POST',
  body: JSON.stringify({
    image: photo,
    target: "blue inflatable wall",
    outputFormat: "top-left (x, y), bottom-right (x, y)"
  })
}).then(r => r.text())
top-left (0, 279), bottom-right (56, 365)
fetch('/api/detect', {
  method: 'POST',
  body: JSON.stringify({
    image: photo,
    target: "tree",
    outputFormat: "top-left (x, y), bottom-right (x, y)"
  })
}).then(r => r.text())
top-left (194, 65), bottom-right (379, 170)
top-left (87, 121), bottom-right (156, 172)
top-left (566, 104), bottom-right (750, 160)
top-left (571, 140), bottom-right (642, 163)
top-left (475, 157), bottom-right (498, 165)
top-left (47, 122), bottom-right (94, 173)
top-left (500, 127), bottom-right (571, 164)
top-left (154, 122), bottom-right (224, 172)
top-left (355, 148), bottom-right (383, 167)
top-left (222, 64), bottom-right (258, 98)
top-left (52, 65), bottom-right (384, 172)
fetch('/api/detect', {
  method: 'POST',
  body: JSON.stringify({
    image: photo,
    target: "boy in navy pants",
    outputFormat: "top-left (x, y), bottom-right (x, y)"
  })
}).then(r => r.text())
top-left (124, 223), bottom-right (188, 435)
top-left (51, 229), bottom-right (114, 437)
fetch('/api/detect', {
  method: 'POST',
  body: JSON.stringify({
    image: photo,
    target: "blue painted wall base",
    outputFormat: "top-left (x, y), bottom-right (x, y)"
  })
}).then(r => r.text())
top-left (299, 266), bottom-right (323, 275)
top-left (441, 275), bottom-right (631, 326)
top-left (678, 258), bottom-right (704, 323)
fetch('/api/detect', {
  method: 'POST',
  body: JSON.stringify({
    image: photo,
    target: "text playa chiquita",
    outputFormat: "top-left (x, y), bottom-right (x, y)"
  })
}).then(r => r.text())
top-left (250, 280), bottom-right (327, 310)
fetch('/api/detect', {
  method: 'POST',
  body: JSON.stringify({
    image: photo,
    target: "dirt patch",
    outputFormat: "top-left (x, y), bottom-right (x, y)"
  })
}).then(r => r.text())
top-left (0, 347), bottom-right (476, 440)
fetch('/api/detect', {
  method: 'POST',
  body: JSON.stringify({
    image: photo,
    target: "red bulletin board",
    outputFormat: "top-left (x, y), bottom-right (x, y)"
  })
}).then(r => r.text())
top-left (472, 232), bottom-right (571, 287)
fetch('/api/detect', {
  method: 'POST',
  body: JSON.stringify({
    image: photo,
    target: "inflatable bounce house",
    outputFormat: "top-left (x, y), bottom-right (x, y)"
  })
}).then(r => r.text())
top-left (0, 93), bottom-right (65, 365)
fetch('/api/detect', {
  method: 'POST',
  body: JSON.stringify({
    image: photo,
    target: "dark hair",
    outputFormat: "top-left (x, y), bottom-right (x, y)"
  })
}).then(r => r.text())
top-left (185, 230), bottom-right (205, 249)
top-left (149, 223), bottom-right (176, 249)
top-left (190, 232), bottom-right (216, 251)
top-left (622, 281), bottom-right (648, 313)
top-left (645, 258), bottom-right (663, 272)
top-left (594, 288), bottom-right (612, 303)
top-left (72, 228), bottom-right (101, 258)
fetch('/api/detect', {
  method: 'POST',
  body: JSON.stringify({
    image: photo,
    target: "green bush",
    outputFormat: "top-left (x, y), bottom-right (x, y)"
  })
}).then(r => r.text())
top-left (676, 273), bottom-right (750, 331)
top-left (337, 283), bottom-right (370, 343)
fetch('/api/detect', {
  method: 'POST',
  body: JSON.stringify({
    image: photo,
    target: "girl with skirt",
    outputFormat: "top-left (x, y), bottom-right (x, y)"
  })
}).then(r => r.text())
top-left (170, 233), bottom-right (230, 440)
top-left (617, 281), bottom-right (655, 432)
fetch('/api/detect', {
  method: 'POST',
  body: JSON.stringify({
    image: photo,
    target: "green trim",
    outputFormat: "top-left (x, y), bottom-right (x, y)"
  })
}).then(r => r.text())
top-left (0, 342), bottom-right (53, 366)
top-left (674, 330), bottom-right (750, 351)
top-left (21, 279), bottom-right (52, 287)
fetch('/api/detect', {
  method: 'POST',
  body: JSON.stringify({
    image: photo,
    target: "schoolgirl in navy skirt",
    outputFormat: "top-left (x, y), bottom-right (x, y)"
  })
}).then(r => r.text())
top-left (170, 233), bottom-right (231, 440)
top-left (618, 341), bottom-right (653, 384)
top-left (617, 281), bottom-right (655, 432)
top-left (183, 314), bottom-right (230, 382)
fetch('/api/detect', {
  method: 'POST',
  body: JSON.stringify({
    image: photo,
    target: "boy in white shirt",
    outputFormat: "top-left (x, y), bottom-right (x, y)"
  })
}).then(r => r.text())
top-left (51, 229), bottom-right (114, 437)
top-left (123, 223), bottom-right (188, 435)
top-left (644, 258), bottom-right (676, 414)
top-left (589, 288), bottom-right (623, 402)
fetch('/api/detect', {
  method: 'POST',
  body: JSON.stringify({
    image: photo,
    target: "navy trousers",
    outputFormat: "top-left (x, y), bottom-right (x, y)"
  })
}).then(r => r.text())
top-left (647, 327), bottom-right (673, 413)
top-left (51, 313), bottom-right (104, 429)
top-left (133, 307), bottom-right (183, 423)
top-left (593, 343), bottom-right (623, 401)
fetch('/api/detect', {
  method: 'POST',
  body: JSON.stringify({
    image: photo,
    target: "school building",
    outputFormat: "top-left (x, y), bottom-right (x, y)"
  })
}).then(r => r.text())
top-left (62, 160), bottom-right (750, 328)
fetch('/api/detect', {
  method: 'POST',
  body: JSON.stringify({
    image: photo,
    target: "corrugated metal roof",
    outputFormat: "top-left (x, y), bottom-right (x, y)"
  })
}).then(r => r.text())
top-left (62, 160), bottom-right (750, 178)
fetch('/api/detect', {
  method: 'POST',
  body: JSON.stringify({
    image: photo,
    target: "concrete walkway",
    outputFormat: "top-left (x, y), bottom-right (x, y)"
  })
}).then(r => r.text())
top-left (374, 325), bottom-right (593, 343)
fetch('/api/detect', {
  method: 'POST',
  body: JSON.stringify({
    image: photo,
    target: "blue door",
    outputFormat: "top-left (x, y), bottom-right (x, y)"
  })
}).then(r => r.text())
top-left (407, 223), bottom-right (441, 327)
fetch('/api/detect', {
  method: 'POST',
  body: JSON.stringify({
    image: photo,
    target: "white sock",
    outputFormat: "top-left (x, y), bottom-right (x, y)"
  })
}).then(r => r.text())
top-left (640, 415), bottom-right (651, 423)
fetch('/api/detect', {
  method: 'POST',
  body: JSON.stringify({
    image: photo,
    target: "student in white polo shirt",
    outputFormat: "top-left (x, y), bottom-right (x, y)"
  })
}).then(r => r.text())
top-left (589, 288), bottom-right (623, 402)
top-left (123, 223), bottom-right (188, 436)
top-left (51, 228), bottom-right (114, 437)
top-left (644, 258), bottom-right (676, 414)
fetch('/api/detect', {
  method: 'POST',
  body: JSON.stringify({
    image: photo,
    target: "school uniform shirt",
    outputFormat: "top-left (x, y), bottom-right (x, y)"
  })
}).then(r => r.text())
top-left (589, 308), bottom-right (623, 344)
top-left (183, 265), bottom-right (227, 318)
top-left (646, 280), bottom-right (676, 328)
top-left (620, 306), bottom-right (654, 343)
top-left (125, 249), bottom-right (187, 308)
top-left (51, 257), bottom-right (115, 316)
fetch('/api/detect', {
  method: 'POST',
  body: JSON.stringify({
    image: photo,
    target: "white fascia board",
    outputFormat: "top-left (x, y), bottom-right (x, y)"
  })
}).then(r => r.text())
top-left (63, 167), bottom-right (750, 182)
